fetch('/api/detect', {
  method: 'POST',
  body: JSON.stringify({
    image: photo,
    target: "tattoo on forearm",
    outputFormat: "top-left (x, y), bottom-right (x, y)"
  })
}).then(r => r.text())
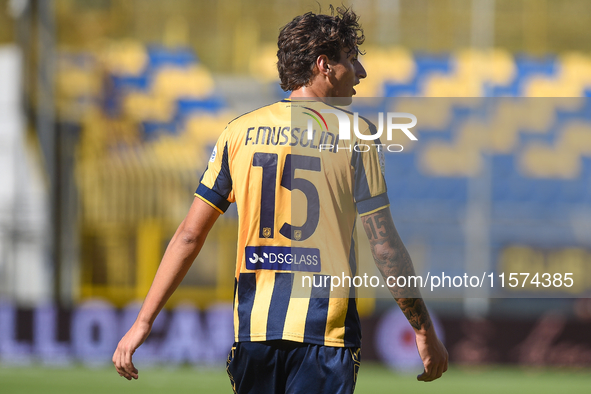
top-left (366, 216), bottom-right (378, 239)
top-left (361, 210), bottom-right (433, 332)
top-left (395, 298), bottom-right (433, 331)
top-left (363, 211), bottom-right (388, 240)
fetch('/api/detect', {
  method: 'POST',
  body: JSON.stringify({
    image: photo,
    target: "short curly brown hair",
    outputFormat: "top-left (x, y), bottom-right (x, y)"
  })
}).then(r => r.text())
top-left (277, 6), bottom-right (365, 92)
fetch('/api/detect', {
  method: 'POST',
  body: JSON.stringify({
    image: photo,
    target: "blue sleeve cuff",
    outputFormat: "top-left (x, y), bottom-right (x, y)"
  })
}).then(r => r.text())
top-left (195, 183), bottom-right (231, 213)
top-left (357, 193), bottom-right (390, 216)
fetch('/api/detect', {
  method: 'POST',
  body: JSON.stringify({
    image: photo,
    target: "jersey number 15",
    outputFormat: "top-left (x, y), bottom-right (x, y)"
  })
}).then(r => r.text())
top-left (252, 153), bottom-right (320, 241)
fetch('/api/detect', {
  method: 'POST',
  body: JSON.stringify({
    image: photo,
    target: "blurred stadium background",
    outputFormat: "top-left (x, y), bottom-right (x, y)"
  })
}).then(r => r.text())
top-left (1, 0), bottom-right (591, 392)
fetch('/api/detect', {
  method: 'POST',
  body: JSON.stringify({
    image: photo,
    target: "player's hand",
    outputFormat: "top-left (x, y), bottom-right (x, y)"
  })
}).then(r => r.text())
top-left (112, 321), bottom-right (151, 380)
top-left (415, 328), bottom-right (448, 382)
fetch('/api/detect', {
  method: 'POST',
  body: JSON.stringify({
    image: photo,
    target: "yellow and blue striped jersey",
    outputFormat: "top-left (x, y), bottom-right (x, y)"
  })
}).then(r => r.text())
top-left (195, 99), bottom-right (389, 347)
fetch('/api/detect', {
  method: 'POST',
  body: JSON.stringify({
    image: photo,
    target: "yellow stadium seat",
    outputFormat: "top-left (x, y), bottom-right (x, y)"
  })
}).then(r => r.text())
top-left (101, 39), bottom-right (148, 76)
top-left (57, 65), bottom-right (101, 99)
top-left (393, 98), bottom-right (453, 129)
top-left (420, 142), bottom-right (481, 177)
top-left (418, 119), bottom-right (490, 177)
top-left (492, 99), bottom-right (554, 134)
top-left (521, 53), bottom-right (591, 98)
top-left (486, 49), bottom-right (516, 86)
top-left (122, 92), bottom-right (175, 122)
top-left (560, 52), bottom-right (591, 87)
top-left (423, 73), bottom-right (483, 97)
top-left (520, 143), bottom-right (579, 179)
top-left (354, 46), bottom-right (415, 97)
top-left (151, 65), bottom-right (215, 99)
top-left (524, 76), bottom-right (583, 97)
top-left (560, 122), bottom-right (591, 154)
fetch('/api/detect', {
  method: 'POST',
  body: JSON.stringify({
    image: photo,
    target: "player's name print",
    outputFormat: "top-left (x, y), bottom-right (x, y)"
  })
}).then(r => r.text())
top-left (244, 126), bottom-right (340, 153)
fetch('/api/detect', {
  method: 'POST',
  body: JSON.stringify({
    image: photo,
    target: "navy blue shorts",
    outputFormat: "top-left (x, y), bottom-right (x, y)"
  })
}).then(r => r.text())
top-left (226, 341), bottom-right (361, 394)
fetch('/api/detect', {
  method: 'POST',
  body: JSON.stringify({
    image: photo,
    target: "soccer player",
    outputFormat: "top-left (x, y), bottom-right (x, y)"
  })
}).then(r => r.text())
top-left (113, 6), bottom-right (448, 393)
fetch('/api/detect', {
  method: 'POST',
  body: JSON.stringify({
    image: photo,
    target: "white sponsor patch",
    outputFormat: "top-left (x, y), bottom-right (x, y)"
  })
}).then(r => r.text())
top-left (209, 146), bottom-right (217, 162)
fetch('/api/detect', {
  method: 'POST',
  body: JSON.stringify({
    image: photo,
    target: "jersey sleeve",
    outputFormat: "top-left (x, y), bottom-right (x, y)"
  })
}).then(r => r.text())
top-left (351, 123), bottom-right (390, 217)
top-left (195, 127), bottom-right (235, 214)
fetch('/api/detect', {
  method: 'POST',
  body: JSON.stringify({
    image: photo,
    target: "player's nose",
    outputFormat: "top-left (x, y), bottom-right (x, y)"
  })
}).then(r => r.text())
top-left (356, 60), bottom-right (367, 80)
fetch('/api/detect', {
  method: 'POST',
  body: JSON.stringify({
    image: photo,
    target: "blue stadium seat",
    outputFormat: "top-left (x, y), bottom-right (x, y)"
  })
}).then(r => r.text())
top-left (514, 55), bottom-right (558, 77)
top-left (557, 179), bottom-right (585, 204)
top-left (141, 121), bottom-right (179, 140)
top-left (176, 96), bottom-right (227, 118)
top-left (414, 54), bottom-right (453, 75)
top-left (383, 54), bottom-right (453, 97)
top-left (491, 55), bottom-right (558, 97)
top-left (147, 46), bottom-right (199, 69)
top-left (108, 73), bottom-right (151, 92)
top-left (103, 74), bottom-right (152, 116)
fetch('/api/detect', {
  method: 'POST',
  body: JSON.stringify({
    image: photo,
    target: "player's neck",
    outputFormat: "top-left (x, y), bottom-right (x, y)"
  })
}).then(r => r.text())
top-left (289, 81), bottom-right (332, 101)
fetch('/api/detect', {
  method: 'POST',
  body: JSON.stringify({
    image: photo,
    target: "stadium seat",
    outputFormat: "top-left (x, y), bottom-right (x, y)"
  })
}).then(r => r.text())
top-left (141, 121), bottom-right (179, 141)
top-left (355, 46), bottom-right (415, 97)
top-left (151, 65), bottom-right (215, 99)
top-left (102, 39), bottom-right (148, 76)
top-left (122, 92), bottom-right (175, 122)
top-left (147, 45), bottom-right (198, 69)
top-left (176, 96), bottom-right (227, 118)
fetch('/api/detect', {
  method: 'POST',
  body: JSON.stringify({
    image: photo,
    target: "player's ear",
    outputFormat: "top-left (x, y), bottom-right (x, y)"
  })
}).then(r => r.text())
top-left (316, 55), bottom-right (331, 77)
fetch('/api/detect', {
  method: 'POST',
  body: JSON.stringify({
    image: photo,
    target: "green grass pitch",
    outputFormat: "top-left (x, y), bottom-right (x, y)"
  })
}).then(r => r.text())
top-left (1, 363), bottom-right (590, 394)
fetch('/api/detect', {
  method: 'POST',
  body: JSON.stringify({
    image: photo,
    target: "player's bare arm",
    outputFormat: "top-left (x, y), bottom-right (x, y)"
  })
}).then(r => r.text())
top-left (113, 197), bottom-right (220, 380)
top-left (361, 207), bottom-right (449, 382)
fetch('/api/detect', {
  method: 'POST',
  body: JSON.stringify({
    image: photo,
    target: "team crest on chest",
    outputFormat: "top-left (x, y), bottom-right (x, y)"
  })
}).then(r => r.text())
top-left (294, 230), bottom-right (302, 241)
top-left (263, 227), bottom-right (272, 238)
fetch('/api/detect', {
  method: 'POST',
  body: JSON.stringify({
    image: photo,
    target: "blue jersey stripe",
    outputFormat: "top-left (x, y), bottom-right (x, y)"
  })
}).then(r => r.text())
top-left (343, 297), bottom-right (361, 347)
top-left (351, 143), bottom-right (372, 203)
top-left (344, 222), bottom-right (361, 346)
top-left (212, 143), bottom-right (232, 198)
top-left (303, 275), bottom-right (331, 343)
top-left (348, 218), bottom-right (357, 276)
top-left (252, 152), bottom-right (277, 238)
top-left (233, 277), bottom-right (237, 309)
top-left (357, 193), bottom-right (390, 215)
top-left (266, 273), bottom-right (293, 336)
top-left (237, 273), bottom-right (256, 341)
